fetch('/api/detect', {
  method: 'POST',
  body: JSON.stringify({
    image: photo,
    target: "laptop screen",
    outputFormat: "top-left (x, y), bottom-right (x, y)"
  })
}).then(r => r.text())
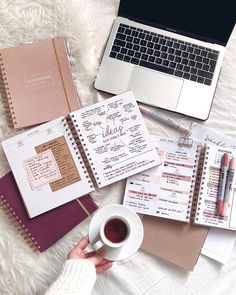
top-left (119, 0), bottom-right (235, 45)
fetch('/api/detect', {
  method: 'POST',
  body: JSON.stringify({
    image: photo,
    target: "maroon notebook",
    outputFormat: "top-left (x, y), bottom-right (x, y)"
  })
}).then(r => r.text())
top-left (0, 172), bottom-right (98, 252)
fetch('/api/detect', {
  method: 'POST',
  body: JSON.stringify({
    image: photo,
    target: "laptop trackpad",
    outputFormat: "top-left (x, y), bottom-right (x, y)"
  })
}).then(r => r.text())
top-left (128, 67), bottom-right (183, 110)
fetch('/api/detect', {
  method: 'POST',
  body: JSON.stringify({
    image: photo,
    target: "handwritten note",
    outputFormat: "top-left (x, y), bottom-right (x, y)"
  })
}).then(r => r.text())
top-left (24, 150), bottom-right (61, 190)
top-left (123, 136), bottom-right (199, 222)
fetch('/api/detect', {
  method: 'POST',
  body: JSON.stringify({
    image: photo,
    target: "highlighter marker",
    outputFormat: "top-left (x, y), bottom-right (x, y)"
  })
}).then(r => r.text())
top-left (222, 157), bottom-right (236, 217)
top-left (216, 153), bottom-right (229, 215)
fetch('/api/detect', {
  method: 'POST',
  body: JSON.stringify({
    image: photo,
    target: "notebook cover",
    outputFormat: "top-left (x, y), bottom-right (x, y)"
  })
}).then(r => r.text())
top-left (0, 37), bottom-right (80, 129)
top-left (141, 215), bottom-right (208, 271)
top-left (0, 172), bottom-right (98, 252)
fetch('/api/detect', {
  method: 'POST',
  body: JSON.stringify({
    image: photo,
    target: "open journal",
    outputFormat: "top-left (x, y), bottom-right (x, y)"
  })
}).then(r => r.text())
top-left (2, 91), bottom-right (160, 218)
top-left (123, 136), bottom-right (236, 231)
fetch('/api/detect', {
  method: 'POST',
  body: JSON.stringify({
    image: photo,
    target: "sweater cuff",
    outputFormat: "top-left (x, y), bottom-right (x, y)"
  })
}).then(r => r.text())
top-left (45, 259), bottom-right (96, 295)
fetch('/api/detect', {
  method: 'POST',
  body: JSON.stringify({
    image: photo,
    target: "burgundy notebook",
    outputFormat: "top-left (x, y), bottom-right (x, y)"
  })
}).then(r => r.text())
top-left (0, 172), bottom-right (98, 252)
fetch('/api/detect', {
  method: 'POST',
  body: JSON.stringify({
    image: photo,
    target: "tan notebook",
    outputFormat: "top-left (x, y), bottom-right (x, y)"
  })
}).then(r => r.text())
top-left (0, 37), bottom-right (80, 129)
top-left (141, 216), bottom-right (208, 271)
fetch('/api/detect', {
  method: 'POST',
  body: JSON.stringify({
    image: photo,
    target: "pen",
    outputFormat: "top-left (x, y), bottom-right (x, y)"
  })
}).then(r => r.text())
top-left (222, 156), bottom-right (236, 217)
top-left (138, 104), bottom-right (191, 136)
top-left (216, 153), bottom-right (229, 215)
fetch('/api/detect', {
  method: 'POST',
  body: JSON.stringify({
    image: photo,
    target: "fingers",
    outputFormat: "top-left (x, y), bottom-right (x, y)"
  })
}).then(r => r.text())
top-left (73, 236), bottom-right (89, 250)
top-left (96, 261), bottom-right (113, 274)
top-left (88, 249), bottom-right (106, 266)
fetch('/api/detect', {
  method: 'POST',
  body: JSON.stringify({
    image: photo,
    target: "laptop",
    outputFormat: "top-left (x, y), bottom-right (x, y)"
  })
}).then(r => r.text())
top-left (94, 0), bottom-right (235, 120)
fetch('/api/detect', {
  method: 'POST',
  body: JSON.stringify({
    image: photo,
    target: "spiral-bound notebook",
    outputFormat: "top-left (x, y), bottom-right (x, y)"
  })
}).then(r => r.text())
top-left (0, 37), bottom-right (80, 129)
top-left (0, 172), bottom-right (98, 252)
top-left (123, 136), bottom-right (236, 230)
top-left (1, 91), bottom-right (160, 218)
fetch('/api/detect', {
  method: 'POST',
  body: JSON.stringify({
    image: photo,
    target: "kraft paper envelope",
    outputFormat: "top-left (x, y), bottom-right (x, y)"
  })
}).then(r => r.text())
top-left (141, 215), bottom-right (208, 271)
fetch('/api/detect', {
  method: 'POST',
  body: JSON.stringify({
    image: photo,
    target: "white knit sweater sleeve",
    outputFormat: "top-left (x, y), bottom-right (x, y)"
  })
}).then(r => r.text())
top-left (45, 259), bottom-right (97, 295)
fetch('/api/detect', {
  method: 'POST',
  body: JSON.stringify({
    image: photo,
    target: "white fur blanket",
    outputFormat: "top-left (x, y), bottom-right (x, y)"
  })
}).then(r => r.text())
top-left (1, 1), bottom-right (236, 294)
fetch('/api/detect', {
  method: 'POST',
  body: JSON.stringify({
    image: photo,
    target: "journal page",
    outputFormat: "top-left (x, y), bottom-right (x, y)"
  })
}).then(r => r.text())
top-left (194, 144), bottom-right (236, 230)
top-left (70, 91), bottom-right (161, 187)
top-left (123, 136), bottom-right (199, 222)
top-left (1, 117), bottom-right (93, 218)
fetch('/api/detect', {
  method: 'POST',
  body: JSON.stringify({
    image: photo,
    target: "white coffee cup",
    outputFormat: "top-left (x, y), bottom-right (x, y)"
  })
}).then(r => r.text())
top-left (92, 214), bottom-right (131, 251)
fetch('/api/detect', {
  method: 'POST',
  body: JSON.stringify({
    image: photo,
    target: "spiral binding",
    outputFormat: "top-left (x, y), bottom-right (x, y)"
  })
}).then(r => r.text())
top-left (61, 117), bottom-right (95, 189)
top-left (190, 144), bottom-right (208, 221)
top-left (0, 53), bottom-right (17, 128)
top-left (0, 195), bottom-right (39, 252)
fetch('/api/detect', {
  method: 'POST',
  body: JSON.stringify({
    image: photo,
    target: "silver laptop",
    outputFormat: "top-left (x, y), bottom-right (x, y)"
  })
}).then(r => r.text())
top-left (95, 0), bottom-right (235, 120)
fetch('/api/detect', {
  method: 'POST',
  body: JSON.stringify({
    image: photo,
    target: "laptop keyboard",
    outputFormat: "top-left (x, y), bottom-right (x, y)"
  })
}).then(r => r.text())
top-left (109, 24), bottom-right (220, 86)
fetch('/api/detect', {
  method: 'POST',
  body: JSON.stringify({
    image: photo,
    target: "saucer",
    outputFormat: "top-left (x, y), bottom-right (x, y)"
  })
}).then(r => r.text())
top-left (88, 204), bottom-right (143, 261)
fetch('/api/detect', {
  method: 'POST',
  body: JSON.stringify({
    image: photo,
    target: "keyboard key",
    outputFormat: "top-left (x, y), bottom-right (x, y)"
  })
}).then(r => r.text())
top-left (202, 64), bottom-right (209, 71)
top-left (190, 68), bottom-right (197, 74)
top-left (196, 62), bottom-right (202, 69)
top-left (182, 58), bottom-right (188, 65)
top-left (197, 77), bottom-right (204, 83)
top-left (202, 57), bottom-right (209, 64)
top-left (125, 29), bottom-right (131, 35)
top-left (117, 54), bottom-right (124, 60)
top-left (140, 40), bottom-right (147, 46)
top-left (154, 44), bottom-right (161, 50)
top-left (116, 33), bottom-right (126, 40)
top-left (175, 56), bottom-right (181, 63)
top-left (137, 28), bottom-right (143, 32)
top-left (176, 64), bottom-right (183, 70)
top-left (154, 50), bottom-right (161, 57)
top-left (168, 47), bottom-right (174, 54)
top-left (141, 54), bottom-right (148, 60)
top-left (140, 60), bottom-right (174, 74)
top-left (188, 60), bottom-right (195, 67)
top-left (138, 33), bottom-right (145, 39)
top-left (161, 46), bottom-right (168, 52)
top-left (196, 56), bottom-right (202, 62)
top-left (197, 70), bottom-right (213, 79)
top-left (147, 48), bottom-right (154, 55)
top-left (134, 52), bottom-right (141, 58)
top-left (155, 57), bottom-right (162, 64)
top-left (168, 54), bottom-right (175, 61)
top-left (124, 55), bottom-right (131, 62)
top-left (208, 52), bottom-right (218, 60)
top-left (189, 54), bottom-right (195, 60)
top-left (131, 57), bottom-right (139, 65)
top-left (152, 36), bottom-right (159, 43)
top-left (109, 51), bottom-right (117, 58)
top-left (200, 50), bottom-right (208, 57)
top-left (145, 34), bottom-right (152, 41)
top-left (147, 42), bottom-right (154, 48)
top-left (183, 72), bottom-right (190, 79)
top-left (126, 36), bottom-right (133, 42)
top-left (121, 48), bottom-right (127, 54)
top-left (162, 60), bottom-right (169, 67)
top-left (133, 45), bottom-right (140, 51)
top-left (175, 50), bottom-right (181, 56)
top-left (180, 44), bottom-right (187, 51)
top-left (183, 66), bottom-right (190, 72)
top-left (114, 39), bottom-right (125, 47)
top-left (173, 42), bottom-right (180, 49)
top-left (131, 31), bottom-right (138, 37)
top-left (120, 24), bottom-right (129, 28)
top-left (174, 70), bottom-right (183, 77)
top-left (133, 38), bottom-right (140, 44)
top-left (112, 45), bottom-right (120, 52)
top-left (187, 46), bottom-right (194, 53)
top-left (169, 62), bottom-right (176, 68)
top-left (140, 47), bottom-right (147, 53)
top-left (118, 27), bottom-right (125, 33)
top-left (204, 79), bottom-right (211, 86)
top-left (182, 52), bottom-right (188, 58)
top-left (166, 41), bottom-right (173, 47)
top-left (190, 74), bottom-right (197, 81)
top-left (127, 50), bottom-right (134, 56)
top-left (126, 43), bottom-right (133, 49)
top-left (160, 39), bottom-right (166, 45)
top-left (148, 56), bottom-right (155, 62)
top-left (160, 52), bottom-right (167, 59)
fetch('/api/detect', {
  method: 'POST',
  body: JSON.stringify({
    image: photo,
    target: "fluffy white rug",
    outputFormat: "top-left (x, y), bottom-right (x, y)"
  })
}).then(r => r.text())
top-left (1, 1), bottom-right (236, 295)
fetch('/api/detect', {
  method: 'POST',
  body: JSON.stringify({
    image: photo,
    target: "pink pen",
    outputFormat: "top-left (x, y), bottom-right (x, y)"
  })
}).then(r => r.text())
top-left (222, 156), bottom-right (236, 217)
